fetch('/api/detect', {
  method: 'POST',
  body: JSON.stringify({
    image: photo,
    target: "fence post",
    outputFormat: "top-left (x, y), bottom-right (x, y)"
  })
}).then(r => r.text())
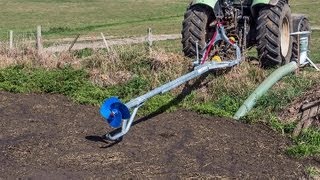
top-left (147, 28), bottom-right (152, 52)
top-left (36, 25), bottom-right (43, 55)
top-left (68, 34), bottom-right (80, 52)
top-left (101, 32), bottom-right (110, 52)
top-left (9, 30), bottom-right (13, 49)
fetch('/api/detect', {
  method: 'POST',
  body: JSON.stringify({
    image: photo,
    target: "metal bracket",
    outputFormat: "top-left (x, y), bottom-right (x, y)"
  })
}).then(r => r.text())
top-left (291, 31), bottom-right (319, 71)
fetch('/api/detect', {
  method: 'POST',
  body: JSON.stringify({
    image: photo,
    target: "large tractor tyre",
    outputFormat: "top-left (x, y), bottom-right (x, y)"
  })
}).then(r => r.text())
top-left (181, 5), bottom-right (213, 58)
top-left (256, 0), bottom-right (293, 67)
top-left (291, 14), bottom-right (311, 62)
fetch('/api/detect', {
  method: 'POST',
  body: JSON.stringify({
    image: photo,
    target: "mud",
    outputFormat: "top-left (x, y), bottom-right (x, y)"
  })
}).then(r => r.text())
top-left (0, 91), bottom-right (318, 179)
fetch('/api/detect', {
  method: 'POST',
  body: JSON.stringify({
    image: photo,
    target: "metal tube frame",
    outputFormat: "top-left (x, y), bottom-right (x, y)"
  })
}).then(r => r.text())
top-left (106, 24), bottom-right (242, 141)
top-left (290, 31), bottom-right (319, 71)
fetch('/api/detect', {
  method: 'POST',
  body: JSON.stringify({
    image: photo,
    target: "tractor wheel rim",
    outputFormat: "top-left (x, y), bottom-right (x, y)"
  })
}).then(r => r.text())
top-left (281, 16), bottom-right (290, 57)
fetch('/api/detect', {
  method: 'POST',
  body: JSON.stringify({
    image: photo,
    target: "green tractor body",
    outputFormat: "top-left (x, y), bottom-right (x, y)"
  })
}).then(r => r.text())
top-left (191, 0), bottom-right (218, 9)
top-left (181, 0), bottom-right (309, 67)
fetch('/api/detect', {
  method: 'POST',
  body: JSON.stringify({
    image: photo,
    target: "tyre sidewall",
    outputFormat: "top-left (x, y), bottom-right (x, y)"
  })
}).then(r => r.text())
top-left (280, 4), bottom-right (293, 64)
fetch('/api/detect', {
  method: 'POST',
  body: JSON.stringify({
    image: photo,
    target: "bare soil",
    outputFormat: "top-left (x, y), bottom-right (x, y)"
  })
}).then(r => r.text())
top-left (0, 91), bottom-right (318, 179)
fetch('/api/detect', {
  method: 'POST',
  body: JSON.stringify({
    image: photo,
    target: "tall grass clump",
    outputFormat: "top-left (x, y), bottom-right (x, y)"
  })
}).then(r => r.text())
top-left (0, 66), bottom-right (110, 105)
top-left (184, 62), bottom-right (269, 118)
top-left (0, 41), bottom-right (319, 125)
top-left (287, 129), bottom-right (320, 157)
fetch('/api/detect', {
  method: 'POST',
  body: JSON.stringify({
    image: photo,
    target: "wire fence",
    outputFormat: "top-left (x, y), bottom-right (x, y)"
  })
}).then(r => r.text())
top-left (0, 31), bottom-right (37, 50)
top-left (0, 26), bottom-right (182, 54)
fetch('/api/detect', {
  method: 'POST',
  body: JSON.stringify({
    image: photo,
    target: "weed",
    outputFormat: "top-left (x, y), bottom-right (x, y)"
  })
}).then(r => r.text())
top-left (193, 102), bottom-right (233, 118)
top-left (0, 66), bottom-right (109, 105)
top-left (287, 129), bottom-right (320, 157)
top-left (268, 115), bottom-right (296, 134)
top-left (73, 48), bottom-right (94, 58)
top-left (115, 76), bottom-right (150, 100)
top-left (256, 74), bottom-right (313, 112)
top-left (306, 166), bottom-right (320, 177)
top-left (141, 93), bottom-right (177, 115)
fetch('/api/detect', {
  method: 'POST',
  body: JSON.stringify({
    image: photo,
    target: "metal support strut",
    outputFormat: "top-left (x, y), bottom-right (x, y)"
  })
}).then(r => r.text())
top-left (290, 31), bottom-right (319, 71)
top-left (100, 23), bottom-right (242, 141)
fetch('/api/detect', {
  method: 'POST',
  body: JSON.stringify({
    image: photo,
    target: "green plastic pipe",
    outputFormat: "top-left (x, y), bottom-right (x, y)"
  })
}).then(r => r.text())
top-left (233, 61), bottom-right (298, 120)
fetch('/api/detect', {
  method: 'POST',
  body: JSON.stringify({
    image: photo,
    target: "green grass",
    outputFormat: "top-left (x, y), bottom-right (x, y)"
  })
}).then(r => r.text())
top-left (287, 129), bottom-right (320, 157)
top-left (0, 65), bottom-right (182, 118)
top-left (0, 0), bottom-right (318, 39)
top-left (0, 61), bottom-right (318, 119)
top-left (310, 30), bottom-right (320, 63)
top-left (291, 0), bottom-right (320, 27)
top-left (0, 66), bottom-right (110, 104)
top-left (0, 0), bottom-right (186, 39)
top-left (0, 65), bottom-right (154, 105)
top-left (0, 62), bottom-right (316, 117)
top-left (152, 39), bottom-right (182, 53)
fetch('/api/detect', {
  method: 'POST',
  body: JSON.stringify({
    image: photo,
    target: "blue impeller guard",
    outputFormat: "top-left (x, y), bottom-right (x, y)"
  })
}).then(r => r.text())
top-left (100, 97), bottom-right (131, 128)
top-left (100, 97), bottom-right (141, 141)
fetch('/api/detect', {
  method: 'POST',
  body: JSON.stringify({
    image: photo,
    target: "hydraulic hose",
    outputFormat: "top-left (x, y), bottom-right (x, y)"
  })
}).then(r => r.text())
top-left (233, 61), bottom-right (298, 120)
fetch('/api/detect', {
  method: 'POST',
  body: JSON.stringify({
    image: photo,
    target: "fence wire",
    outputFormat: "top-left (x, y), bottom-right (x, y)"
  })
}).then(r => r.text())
top-left (0, 28), bottom-right (181, 53)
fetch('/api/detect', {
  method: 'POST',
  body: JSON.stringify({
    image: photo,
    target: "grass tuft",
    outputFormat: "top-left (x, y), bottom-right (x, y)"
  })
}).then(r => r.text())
top-left (287, 129), bottom-right (320, 157)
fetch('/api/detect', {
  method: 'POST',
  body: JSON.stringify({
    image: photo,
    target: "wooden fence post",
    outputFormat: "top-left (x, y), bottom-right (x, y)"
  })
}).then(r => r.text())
top-left (68, 34), bottom-right (80, 52)
top-left (147, 28), bottom-right (152, 52)
top-left (9, 30), bottom-right (13, 49)
top-left (101, 32), bottom-right (110, 52)
top-left (36, 25), bottom-right (43, 55)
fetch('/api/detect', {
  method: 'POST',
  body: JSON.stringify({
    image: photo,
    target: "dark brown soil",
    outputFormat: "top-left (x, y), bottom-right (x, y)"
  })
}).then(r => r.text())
top-left (0, 91), bottom-right (318, 179)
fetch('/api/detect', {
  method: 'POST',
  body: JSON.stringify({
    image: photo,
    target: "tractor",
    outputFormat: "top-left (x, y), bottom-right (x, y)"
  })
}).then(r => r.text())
top-left (181, 0), bottom-right (311, 67)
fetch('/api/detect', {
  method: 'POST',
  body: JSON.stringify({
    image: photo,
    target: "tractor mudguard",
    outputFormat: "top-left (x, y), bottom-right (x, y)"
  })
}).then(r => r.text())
top-left (190, 0), bottom-right (222, 17)
top-left (191, 0), bottom-right (280, 9)
top-left (190, 0), bottom-right (218, 9)
top-left (251, 0), bottom-right (279, 7)
top-left (251, 0), bottom-right (283, 16)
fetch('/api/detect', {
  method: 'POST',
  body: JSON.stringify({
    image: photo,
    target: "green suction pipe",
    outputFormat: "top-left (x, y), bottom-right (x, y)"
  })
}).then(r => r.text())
top-left (233, 61), bottom-right (298, 120)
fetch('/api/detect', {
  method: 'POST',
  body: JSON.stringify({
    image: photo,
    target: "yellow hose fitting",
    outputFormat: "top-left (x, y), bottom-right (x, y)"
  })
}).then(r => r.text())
top-left (212, 55), bottom-right (222, 62)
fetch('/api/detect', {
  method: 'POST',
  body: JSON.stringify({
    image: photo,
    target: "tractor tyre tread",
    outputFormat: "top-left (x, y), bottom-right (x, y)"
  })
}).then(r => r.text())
top-left (256, 0), bottom-right (292, 67)
top-left (181, 6), bottom-right (211, 58)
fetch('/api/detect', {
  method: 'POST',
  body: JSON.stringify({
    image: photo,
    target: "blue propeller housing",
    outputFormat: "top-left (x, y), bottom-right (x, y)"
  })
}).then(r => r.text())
top-left (100, 97), bottom-right (131, 128)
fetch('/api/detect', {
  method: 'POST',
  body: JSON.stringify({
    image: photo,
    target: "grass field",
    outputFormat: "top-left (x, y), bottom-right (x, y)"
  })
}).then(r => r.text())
top-left (291, 0), bottom-right (320, 27)
top-left (0, 0), bottom-right (318, 61)
top-left (0, 0), bottom-right (318, 37)
top-left (0, 0), bottom-right (186, 38)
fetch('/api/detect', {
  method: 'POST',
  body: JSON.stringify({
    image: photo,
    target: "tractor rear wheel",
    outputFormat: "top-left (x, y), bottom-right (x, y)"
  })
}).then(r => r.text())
top-left (256, 0), bottom-right (293, 67)
top-left (181, 5), bottom-right (213, 58)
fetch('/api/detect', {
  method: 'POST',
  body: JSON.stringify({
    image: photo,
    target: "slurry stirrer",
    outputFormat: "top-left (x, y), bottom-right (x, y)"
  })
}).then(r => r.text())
top-left (100, 23), bottom-right (242, 141)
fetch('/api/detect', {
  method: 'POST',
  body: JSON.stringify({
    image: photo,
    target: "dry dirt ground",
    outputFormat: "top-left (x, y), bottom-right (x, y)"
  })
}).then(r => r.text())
top-left (0, 91), bottom-right (319, 179)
